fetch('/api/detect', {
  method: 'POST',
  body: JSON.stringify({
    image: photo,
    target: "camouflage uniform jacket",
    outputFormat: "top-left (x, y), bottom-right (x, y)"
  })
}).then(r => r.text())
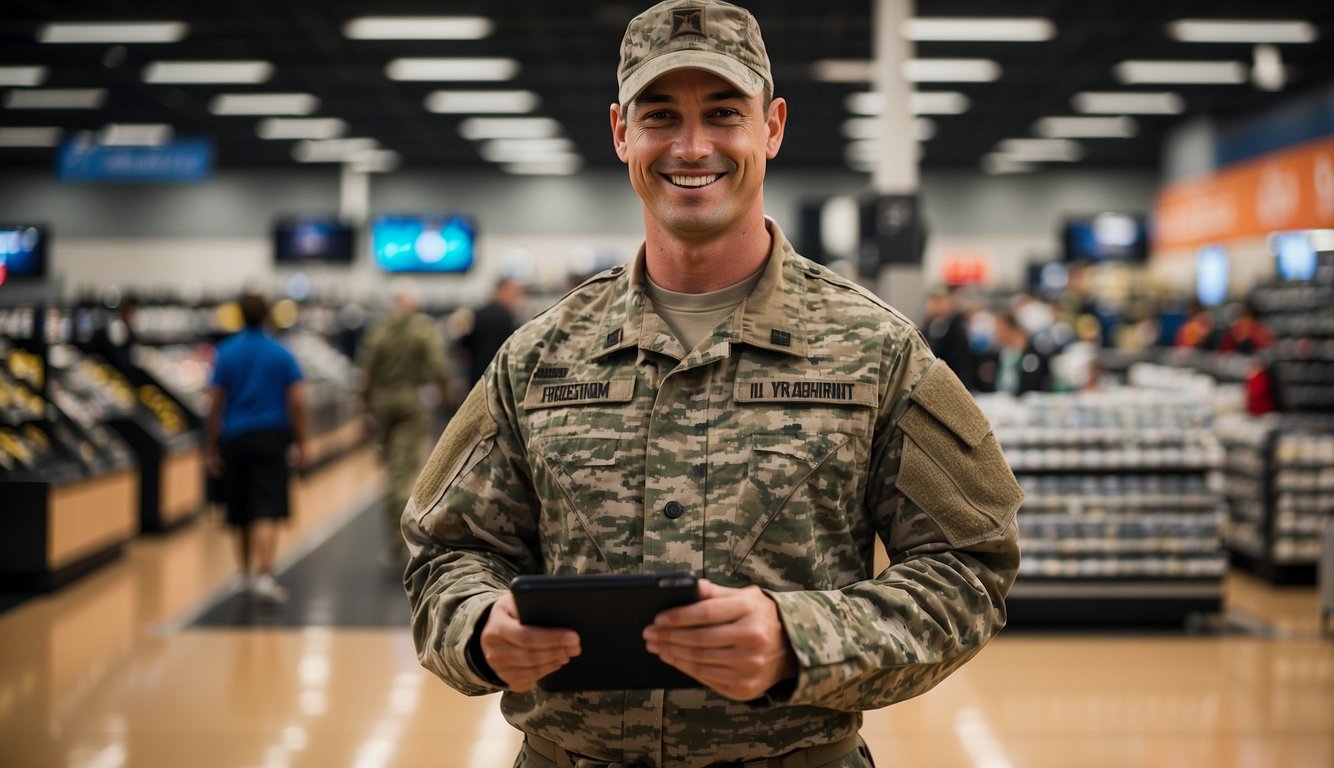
top-left (358, 310), bottom-right (451, 411)
top-left (404, 220), bottom-right (1023, 767)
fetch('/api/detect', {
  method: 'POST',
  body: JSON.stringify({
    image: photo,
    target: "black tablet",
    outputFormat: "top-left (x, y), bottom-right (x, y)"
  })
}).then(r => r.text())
top-left (509, 571), bottom-right (702, 691)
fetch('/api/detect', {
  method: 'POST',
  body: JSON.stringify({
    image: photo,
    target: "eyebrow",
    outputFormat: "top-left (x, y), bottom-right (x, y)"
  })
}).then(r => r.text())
top-left (632, 89), bottom-right (745, 109)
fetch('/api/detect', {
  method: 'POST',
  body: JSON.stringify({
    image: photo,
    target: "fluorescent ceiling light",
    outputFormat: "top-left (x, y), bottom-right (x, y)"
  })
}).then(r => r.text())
top-left (500, 157), bottom-right (583, 176)
top-left (4, 88), bottom-right (107, 109)
top-left (210, 93), bottom-right (318, 115)
top-left (844, 142), bottom-right (925, 172)
top-left (904, 58), bottom-right (1001, 82)
top-left (1115, 60), bottom-right (1245, 84)
top-left (38, 22), bottom-right (188, 44)
top-left (811, 60), bottom-right (874, 83)
top-left (846, 90), bottom-right (970, 116)
top-left (996, 138), bottom-right (1083, 162)
top-left (1072, 91), bottom-right (1184, 114)
top-left (1034, 116), bottom-right (1137, 138)
top-left (143, 60), bottom-right (273, 84)
top-left (386, 58), bottom-right (519, 82)
top-left (343, 16), bottom-right (493, 40)
top-left (477, 138), bottom-right (577, 163)
top-left (0, 66), bottom-right (48, 87)
top-left (902, 18), bottom-right (1055, 42)
top-left (425, 90), bottom-right (539, 114)
top-left (348, 149), bottom-right (401, 173)
top-left (0, 126), bottom-right (62, 147)
top-left (256, 117), bottom-right (347, 140)
top-left (982, 153), bottom-right (1035, 175)
top-left (292, 138), bottom-right (378, 163)
top-left (1169, 19), bottom-right (1316, 44)
top-left (459, 117), bottom-right (561, 141)
top-left (99, 123), bottom-right (173, 146)
top-left (841, 117), bottom-right (936, 141)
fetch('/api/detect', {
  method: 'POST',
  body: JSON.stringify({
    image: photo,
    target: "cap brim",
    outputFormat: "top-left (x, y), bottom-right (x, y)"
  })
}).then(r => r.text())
top-left (619, 49), bottom-right (765, 105)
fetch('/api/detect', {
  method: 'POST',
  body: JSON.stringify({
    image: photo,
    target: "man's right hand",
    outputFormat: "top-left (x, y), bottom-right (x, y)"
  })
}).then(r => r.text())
top-left (479, 592), bottom-right (581, 692)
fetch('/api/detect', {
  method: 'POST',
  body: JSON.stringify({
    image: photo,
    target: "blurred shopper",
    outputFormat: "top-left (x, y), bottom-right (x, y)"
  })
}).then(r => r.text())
top-left (1174, 300), bottom-right (1220, 350)
top-left (87, 295), bottom-right (141, 376)
top-left (358, 282), bottom-right (453, 570)
top-left (982, 310), bottom-right (1052, 395)
top-left (1219, 300), bottom-right (1274, 354)
top-left (923, 285), bottom-right (976, 388)
top-left (205, 292), bottom-right (307, 603)
top-left (458, 277), bottom-right (526, 385)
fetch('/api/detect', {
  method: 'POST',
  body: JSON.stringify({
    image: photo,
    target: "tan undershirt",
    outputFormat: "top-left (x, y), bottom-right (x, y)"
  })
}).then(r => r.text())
top-left (646, 269), bottom-right (764, 352)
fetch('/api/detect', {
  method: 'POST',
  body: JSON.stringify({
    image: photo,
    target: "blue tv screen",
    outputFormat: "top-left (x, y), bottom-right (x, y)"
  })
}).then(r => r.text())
top-left (1273, 231), bottom-right (1317, 281)
top-left (274, 217), bottom-right (355, 264)
top-left (0, 224), bottom-right (47, 281)
top-left (1062, 213), bottom-right (1148, 263)
top-left (372, 214), bottom-right (475, 273)
top-left (1196, 245), bottom-right (1228, 307)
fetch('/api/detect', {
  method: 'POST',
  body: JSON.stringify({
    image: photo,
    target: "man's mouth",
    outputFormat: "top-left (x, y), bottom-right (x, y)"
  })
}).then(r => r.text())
top-left (666, 174), bottom-right (721, 188)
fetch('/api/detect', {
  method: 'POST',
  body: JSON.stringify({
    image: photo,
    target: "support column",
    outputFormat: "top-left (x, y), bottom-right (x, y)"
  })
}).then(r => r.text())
top-left (867, 0), bottom-right (925, 325)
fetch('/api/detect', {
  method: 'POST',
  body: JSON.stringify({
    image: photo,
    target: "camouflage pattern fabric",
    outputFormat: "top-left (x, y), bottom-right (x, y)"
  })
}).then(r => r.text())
top-left (403, 220), bottom-right (1022, 768)
top-left (358, 310), bottom-right (451, 555)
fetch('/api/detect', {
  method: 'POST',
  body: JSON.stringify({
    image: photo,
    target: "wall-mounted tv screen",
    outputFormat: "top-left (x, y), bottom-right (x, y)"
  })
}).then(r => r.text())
top-left (273, 217), bottom-right (355, 265)
top-left (1062, 213), bottom-right (1148, 263)
top-left (1196, 245), bottom-right (1228, 307)
top-left (1272, 231), bottom-right (1317, 282)
top-left (0, 224), bottom-right (48, 282)
top-left (372, 214), bottom-right (475, 273)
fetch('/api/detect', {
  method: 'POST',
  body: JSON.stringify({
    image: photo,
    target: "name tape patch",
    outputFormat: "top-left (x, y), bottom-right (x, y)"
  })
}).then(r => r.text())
top-left (525, 377), bottom-right (636, 410)
top-left (734, 378), bottom-right (875, 407)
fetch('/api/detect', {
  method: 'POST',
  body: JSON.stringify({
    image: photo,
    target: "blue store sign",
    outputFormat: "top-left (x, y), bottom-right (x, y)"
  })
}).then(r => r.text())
top-left (58, 137), bottom-right (214, 182)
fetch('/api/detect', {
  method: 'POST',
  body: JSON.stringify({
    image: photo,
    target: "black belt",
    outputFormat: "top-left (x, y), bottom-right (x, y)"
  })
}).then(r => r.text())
top-left (522, 733), bottom-right (861, 768)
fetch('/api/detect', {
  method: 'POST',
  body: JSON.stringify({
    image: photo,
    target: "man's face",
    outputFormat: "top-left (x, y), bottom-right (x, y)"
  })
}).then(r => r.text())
top-left (610, 68), bottom-right (785, 242)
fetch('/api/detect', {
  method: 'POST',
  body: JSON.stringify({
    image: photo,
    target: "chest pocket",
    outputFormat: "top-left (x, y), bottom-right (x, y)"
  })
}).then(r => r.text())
top-left (726, 429), bottom-right (862, 586)
top-left (534, 434), bottom-right (643, 571)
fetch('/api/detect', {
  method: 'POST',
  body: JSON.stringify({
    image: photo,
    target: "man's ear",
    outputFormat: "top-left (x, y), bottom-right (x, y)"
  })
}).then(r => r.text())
top-left (765, 97), bottom-right (787, 159)
top-left (610, 102), bottom-right (629, 163)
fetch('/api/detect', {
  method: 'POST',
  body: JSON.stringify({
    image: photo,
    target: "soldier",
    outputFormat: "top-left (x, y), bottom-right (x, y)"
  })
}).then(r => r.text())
top-left (358, 281), bottom-right (452, 569)
top-left (403, 1), bottom-right (1022, 766)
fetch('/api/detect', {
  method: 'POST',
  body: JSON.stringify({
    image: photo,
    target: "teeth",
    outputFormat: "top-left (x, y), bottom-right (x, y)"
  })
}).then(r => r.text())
top-left (669, 174), bottom-right (719, 187)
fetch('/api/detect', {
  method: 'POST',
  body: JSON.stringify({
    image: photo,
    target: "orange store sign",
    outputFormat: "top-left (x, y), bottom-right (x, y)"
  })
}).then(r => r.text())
top-left (1153, 133), bottom-right (1334, 252)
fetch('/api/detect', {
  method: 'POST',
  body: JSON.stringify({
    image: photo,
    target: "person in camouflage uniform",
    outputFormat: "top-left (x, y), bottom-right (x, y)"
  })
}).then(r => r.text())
top-left (403, 1), bottom-right (1023, 766)
top-left (359, 282), bottom-right (452, 567)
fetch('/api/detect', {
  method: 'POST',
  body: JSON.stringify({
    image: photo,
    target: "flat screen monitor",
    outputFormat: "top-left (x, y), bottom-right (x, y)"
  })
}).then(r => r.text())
top-left (1272, 231), bottom-right (1317, 281)
top-left (273, 217), bottom-right (355, 265)
top-left (372, 214), bottom-right (475, 273)
top-left (1196, 245), bottom-right (1228, 307)
top-left (0, 224), bottom-right (47, 282)
top-left (1062, 213), bottom-right (1148, 263)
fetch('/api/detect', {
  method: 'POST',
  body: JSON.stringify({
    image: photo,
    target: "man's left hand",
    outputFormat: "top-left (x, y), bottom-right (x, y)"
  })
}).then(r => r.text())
top-left (643, 579), bottom-right (797, 701)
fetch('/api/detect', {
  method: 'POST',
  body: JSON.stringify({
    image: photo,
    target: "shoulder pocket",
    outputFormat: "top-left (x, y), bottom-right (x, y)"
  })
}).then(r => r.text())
top-left (411, 381), bottom-right (497, 517)
top-left (896, 363), bottom-right (1022, 548)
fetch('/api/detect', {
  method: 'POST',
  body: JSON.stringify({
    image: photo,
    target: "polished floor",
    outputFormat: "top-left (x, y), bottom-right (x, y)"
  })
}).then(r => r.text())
top-left (1, 447), bottom-right (1331, 768)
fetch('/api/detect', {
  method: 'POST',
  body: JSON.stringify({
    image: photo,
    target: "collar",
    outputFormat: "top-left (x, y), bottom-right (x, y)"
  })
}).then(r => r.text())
top-left (591, 217), bottom-right (809, 362)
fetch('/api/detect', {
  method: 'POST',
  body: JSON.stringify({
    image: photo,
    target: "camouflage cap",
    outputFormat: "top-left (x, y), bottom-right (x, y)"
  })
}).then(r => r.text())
top-left (617, 0), bottom-right (773, 105)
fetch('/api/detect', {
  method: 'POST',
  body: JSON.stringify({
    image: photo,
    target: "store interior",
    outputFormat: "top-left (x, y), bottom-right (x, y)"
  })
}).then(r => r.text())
top-left (2, 2), bottom-right (1333, 767)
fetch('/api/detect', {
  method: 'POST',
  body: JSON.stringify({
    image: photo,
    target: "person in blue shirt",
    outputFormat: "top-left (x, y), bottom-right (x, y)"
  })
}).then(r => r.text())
top-left (205, 292), bottom-right (307, 603)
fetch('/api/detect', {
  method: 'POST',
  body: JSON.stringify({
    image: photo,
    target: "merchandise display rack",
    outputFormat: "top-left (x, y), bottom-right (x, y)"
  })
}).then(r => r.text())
top-left (978, 389), bottom-right (1228, 627)
top-left (1251, 280), bottom-right (1334, 413)
top-left (0, 304), bottom-right (139, 591)
top-left (1217, 413), bottom-right (1334, 585)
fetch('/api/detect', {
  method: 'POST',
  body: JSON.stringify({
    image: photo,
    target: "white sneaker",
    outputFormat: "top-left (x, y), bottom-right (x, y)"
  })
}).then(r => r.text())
top-left (252, 574), bottom-right (289, 604)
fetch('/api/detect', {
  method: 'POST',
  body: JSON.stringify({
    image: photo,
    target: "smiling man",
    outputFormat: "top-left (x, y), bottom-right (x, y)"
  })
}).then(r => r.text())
top-left (403, 2), bottom-right (1023, 766)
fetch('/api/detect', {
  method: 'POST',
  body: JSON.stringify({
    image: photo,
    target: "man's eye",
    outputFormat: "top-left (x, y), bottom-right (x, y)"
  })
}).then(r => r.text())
top-left (711, 108), bottom-right (740, 119)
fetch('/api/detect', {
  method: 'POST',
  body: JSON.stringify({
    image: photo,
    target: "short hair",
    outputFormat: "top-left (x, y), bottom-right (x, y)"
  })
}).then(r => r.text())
top-left (239, 293), bottom-right (269, 328)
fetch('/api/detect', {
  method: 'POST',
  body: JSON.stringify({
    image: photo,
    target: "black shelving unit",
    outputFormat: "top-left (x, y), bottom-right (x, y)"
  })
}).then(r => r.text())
top-left (981, 391), bottom-right (1228, 628)
top-left (1219, 413), bottom-right (1334, 585)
